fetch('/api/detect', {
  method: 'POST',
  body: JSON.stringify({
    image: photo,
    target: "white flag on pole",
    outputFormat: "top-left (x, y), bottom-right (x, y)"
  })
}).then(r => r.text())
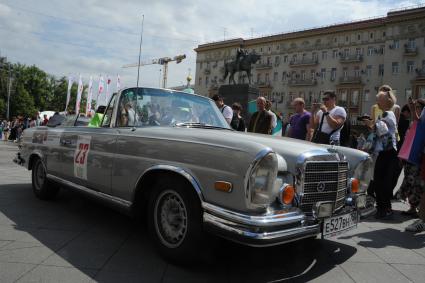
top-left (116, 74), bottom-right (121, 91)
top-left (86, 76), bottom-right (93, 116)
top-left (105, 75), bottom-right (111, 104)
top-left (97, 75), bottom-right (105, 106)
top-left (65, 75), bottom-right (74, 112)
top-left (75, 74), bottom-right (84, 115)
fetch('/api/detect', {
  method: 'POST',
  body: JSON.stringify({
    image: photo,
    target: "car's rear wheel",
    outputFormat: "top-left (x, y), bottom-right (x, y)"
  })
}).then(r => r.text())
top-left (148, 178), bottom-right (203, 263)
top-left (31, 158), bottom-right (59, 200)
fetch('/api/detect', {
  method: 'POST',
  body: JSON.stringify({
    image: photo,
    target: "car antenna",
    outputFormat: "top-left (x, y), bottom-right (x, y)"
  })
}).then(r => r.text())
top-left (133, 14), bottom-right (144, 132)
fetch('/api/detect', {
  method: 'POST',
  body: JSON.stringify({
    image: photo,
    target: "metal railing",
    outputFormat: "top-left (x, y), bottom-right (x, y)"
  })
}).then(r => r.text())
top-left (289, 58), bottom-right (318, 67)
top-left (339, 54), bottom-right (363, 63)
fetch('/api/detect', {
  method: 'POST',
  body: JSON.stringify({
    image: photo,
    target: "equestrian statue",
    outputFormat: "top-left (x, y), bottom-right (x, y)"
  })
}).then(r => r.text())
top-left (223, 45), bottom-right (261, 85)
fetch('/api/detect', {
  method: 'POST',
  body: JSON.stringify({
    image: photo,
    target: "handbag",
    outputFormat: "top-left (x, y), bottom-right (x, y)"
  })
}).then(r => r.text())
top-left (312, 113), bottom-right (341, 144)
top-left (398, 120), bottom-right (425, 165)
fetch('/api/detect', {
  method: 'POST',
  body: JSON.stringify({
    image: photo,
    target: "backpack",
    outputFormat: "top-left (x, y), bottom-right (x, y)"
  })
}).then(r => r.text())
top-left (230, 112), bottom-right (240, 130)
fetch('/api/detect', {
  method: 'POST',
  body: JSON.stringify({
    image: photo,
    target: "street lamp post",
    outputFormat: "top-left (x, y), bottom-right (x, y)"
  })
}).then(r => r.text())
top-left (7, 68), bottom-right (11, 120)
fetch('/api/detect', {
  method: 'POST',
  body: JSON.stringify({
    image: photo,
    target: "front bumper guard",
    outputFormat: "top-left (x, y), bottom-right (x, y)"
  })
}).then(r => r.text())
top-left (202, 202), bottom-right (320, 247)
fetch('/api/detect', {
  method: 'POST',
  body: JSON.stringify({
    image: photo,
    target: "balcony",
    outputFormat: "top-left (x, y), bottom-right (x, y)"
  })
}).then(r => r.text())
top-left (203, 68), bottom-right (211, 75)
top-left (416, 67), bottom-right (425, 78)
top-left (257, 81), bottom-right (272, 88)
top-left (339, 54), bottom-right (363, 63)
top-left (255, 63), bottom-right (273, 70)
top-left (289, 58), bottom-right (318, 67)
top-left (288, 78), bottom-right (317, 87)
top-left (339, 76), bottom-right (362, 84)
top-left (404, 46), bottom-right (417, 56)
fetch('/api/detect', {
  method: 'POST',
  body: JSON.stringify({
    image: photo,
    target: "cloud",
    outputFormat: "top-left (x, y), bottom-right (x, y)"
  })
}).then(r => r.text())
top-left (0, 0), bottom-right (420, 90)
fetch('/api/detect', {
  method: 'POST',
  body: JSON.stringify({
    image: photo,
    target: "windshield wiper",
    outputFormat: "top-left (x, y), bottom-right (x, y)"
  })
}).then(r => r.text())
top-left (174, 122), bottom-right (233, 130)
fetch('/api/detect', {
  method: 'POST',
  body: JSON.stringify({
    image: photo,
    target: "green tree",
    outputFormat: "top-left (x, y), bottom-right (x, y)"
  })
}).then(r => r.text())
top-left (10, 84), bottom-right (37, 117)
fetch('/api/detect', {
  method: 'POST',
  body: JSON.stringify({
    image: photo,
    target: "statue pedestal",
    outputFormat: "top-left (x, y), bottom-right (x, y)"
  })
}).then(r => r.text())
top-left (218, 84), bottom-right (259, 122)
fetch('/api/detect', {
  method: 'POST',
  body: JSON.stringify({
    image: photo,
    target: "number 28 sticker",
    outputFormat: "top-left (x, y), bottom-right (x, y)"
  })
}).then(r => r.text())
top-left (74, 136), bottom-right (91, 180)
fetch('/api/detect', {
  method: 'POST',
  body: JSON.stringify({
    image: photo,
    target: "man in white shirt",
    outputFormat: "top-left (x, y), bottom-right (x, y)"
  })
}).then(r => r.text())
top-left (311, 90), bottom-right (347, 145)
top-left (212, 95), bottom-right (233, 125)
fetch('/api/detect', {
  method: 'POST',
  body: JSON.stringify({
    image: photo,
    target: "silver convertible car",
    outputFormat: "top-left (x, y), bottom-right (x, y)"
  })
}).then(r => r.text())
top-left (15, 87), bottom-right (374, 262)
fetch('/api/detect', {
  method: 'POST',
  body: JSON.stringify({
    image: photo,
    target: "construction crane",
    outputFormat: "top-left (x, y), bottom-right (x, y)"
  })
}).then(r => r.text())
top-left (122, 54), bottom-right (186, 88)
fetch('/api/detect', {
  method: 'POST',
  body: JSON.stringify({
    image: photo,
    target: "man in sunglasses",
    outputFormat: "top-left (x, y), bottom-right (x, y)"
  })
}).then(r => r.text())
top-left (310, 90), bottom-right (347, 145)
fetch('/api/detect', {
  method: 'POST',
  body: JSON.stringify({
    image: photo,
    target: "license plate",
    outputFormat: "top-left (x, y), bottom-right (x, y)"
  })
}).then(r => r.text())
top-left (322, 212), bottom-right (358, 238)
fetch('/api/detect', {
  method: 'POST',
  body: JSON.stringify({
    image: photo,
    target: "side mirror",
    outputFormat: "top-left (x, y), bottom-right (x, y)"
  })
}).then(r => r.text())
top-left (96, 106), bottom-right (106, 114)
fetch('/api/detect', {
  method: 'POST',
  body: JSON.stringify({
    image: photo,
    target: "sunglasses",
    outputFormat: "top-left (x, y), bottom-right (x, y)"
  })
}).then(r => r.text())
top-left (322, 97), bottom-right (330, 101)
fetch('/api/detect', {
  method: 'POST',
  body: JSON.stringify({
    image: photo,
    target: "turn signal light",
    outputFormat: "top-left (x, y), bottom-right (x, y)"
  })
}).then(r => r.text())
top-left (281, 185), bottom-right (295, 205)
top-left (351, 178), bottom-right (360, 193)
top-left (214, 181), bottom-right (232, 193)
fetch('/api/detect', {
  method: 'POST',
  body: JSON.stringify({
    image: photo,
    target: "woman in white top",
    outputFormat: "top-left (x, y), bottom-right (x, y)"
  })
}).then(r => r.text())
top-left (364, 87), bottom-right (398, 219)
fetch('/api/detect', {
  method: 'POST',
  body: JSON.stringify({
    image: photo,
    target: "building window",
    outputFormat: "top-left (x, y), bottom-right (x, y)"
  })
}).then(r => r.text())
top-left (367, 46), bottom-right (374, 56)
top-left (275, 56), bottom-right (280, 65)
top-left (283, 55), bottom-right (288, 63)
top-left (364, 90), bottom-right (370, 102)
top-left (257, 73), bottom-right (261, 83)
top-left (267, 57), bottom-right (271, 65)
top-left (260, 47), bottom-right (263, 52)
top-left (407, 38), bottom-right (416, 48)
top-left (343, 49), bottom-right (349, 57)
top-left (322, 51), bottom-right (327, 60)
top-left (370, 32), bottom-right (374, 39)
top-left (265, 73), bottom-right (269, 82)
top-left (355, 48), bottom-right (362, 56)
top-left (392, 62), bottom-right (399, 75)
top-left (354, 66), bottom-right (360, 77)
top-left (331, 68), bottom-right (337, 80)
top-left (310, 70), bottom-right (315, 79)
top-left (321, 68), bottom-right (326, 80)
top-left (343, 67), bottom-right (348, 78)
top-left (276, 45), bottom-right (280, 50)
top-left (302, 53), bottom-right (307, 60)
top-left (268, 46), bottom-right (271, 52)
top-left (292, 54), bottom-right (297, 62)
top-left (340, 90), bottom-right (348, 107)
top-left (205, 76), bottom-right (209, 87)
top-left (345, 36), bottom-right (349, 42)
top-left (392, 40), bottom-right (399, 49)
top-left (378, 64), bottom-right (384, 76)
top-left (357, 34), bottom-right (361, 41)
top-left (334, 37), bottom-right (338, 43)
top-left (380, 45), bottom-right (385, 55)
top-left (282, 72), bottom-right (287, 81)
top-left (405, 89), bottom-right (412, 101)
top-left (332, 50), bottom-right (338, 58)
top-left (383, 31), bottom-right (386, 37)
top-left (198, 77), bottom-right (202, 86)
top-left (351, 90), bottom-right (359, 106)
top-left (200, 62), bottom-right (203, 69)
top-left (407, 61), bottom-right (415, 73)
top-left (301, 70), bottom-right (306, 80)
top-left (366, 65), bottom-right (372, 76)
top-left (273, 72), bottom-right (278, 81)
top-left (312, 52), bottom-right (317, 61)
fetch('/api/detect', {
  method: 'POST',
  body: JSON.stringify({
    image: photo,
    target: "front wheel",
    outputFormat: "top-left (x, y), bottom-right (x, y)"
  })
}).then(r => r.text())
top-left (31, 158), bottom-right (59, 200)
top-left (148, 179), bottom-right (203, 263)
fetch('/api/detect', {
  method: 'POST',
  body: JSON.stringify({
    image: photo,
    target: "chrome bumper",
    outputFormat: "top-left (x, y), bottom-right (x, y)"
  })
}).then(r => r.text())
top-left (202, 203), bottom-right (320, 247)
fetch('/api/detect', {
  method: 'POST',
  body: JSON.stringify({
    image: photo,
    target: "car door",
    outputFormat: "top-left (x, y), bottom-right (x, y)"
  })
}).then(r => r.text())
top-left (60, 95), bottom-right (118, 194)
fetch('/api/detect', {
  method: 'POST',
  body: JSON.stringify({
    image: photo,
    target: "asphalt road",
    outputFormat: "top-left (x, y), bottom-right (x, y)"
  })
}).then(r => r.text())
top-left (0, 142), bottom-right (424, 283)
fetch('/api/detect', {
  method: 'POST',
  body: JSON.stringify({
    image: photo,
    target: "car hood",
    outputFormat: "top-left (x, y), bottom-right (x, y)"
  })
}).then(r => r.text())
top-left (135, 127), bottom-right (347, 173)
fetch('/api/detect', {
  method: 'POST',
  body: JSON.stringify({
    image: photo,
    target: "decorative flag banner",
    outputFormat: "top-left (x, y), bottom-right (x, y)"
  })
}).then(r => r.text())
top-left (97, 75), bottom-right (105, 106)
top-left (65, 75), bottom-right (74, 112)
top-left (105, 75), bottom-right (111, 104)
top-left (86, 76), bottom-right (93, 116)
top-left (75, 74), bottom-right (84, 114)
top-left (116, 74), bottom-right (121, 91)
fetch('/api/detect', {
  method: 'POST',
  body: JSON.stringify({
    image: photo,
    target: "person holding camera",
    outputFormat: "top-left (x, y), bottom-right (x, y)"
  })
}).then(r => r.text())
top-left (310, 90), bottom-right (346, 145)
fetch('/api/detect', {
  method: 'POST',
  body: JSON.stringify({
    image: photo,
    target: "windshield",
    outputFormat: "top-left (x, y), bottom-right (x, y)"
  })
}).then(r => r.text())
top-left (116, 88), bottom-right (229, 129)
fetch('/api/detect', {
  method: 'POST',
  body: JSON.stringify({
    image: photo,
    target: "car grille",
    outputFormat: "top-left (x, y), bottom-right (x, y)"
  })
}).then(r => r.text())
top-left (300, 161), bottom-right (348, 215)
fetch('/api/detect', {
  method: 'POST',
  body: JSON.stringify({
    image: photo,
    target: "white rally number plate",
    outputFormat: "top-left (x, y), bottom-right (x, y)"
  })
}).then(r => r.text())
top-left (322, 212), bottom-right (358, 238)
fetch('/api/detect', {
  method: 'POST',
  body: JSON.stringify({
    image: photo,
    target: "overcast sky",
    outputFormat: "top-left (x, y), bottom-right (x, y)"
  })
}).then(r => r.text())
top-left (0, 0), bottom-right (421, 90)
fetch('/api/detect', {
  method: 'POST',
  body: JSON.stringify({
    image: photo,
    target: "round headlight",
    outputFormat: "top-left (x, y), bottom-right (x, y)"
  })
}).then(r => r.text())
top-left (249, 152), bottom-right (278, 207)
top-left (353, 157), bottom-right (373, 193)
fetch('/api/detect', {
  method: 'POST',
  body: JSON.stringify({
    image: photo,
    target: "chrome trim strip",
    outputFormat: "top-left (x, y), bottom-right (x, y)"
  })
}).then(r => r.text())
top-left (203, 213), bottom-right (319, 246)
top-left (202, 202), bottom-right (305, 227)
top-left (47, 174), bottom-right (132, 208)
top-left (304, 178), bottom-right (348, 185)
top-left (243, 147), bottom-right (274, 210)
top-left (134, 165), bottom-right (204, 202)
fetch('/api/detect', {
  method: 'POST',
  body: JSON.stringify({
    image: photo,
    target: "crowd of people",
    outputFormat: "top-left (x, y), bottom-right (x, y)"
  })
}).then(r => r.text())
top-left (0, 113), bottom-right (50, 142)
top-left (213, 86), bottom-right (425, 233)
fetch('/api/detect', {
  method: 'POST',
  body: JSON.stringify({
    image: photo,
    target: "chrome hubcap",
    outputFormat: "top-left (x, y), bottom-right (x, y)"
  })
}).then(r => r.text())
top-left (154, 190), bottom-right (187, 248)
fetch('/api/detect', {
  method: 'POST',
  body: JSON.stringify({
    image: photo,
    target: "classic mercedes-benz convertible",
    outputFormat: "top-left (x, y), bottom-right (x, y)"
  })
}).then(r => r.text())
top-left (14, 87), bottom-right (374, 261)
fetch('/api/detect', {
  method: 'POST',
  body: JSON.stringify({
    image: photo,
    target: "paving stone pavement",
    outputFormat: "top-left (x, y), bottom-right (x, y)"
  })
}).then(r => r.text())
top-left (0, 142), bottom-right (424, 283)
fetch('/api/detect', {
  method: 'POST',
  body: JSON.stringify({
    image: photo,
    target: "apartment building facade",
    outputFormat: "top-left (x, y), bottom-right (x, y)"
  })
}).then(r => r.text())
top-left (194, 5), bottom-right (425, 122)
